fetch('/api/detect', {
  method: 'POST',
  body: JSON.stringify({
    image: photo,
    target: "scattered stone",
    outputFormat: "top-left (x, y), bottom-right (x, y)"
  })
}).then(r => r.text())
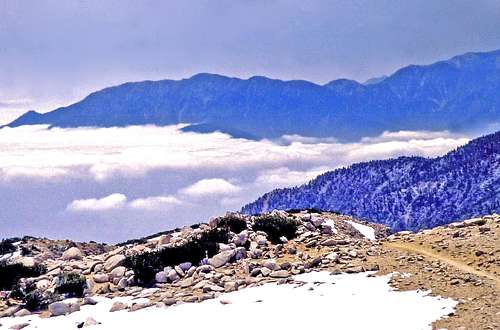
top-left (109, 301), bottom-right (128, 312)
top-left (270, 270), bottom-right (290, 278)
top-left (14, 309), bottom-right (31, 317)
top-left (49, 301), bottom-right (80, 316)
top-left (209, 249), bottom-right (236, 268)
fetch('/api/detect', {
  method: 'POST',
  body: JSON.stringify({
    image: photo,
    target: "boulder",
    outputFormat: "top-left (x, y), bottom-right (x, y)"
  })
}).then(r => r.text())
top-left (260, 267), bottom-right (271, 276)
top-left (209, 249), bottom-right (236, 268)
top-left (232, 230), bottom-right (249, 246)
top-left (93, 273), bottom-right (109, 283)
top-left (155, 271), bottom-right (168, 283)
top-left (104, 255), bottom-right (126, 272)
top-left (263, 260), bottom-right (280, 271)
top-left (14, 309), bottom-right (31, 317)
top-left (62, 247), bottom-right (84, 261)
top-left (109, 301), bottom-right (128, 312)
top-left (310, 216), bottom-right (325, 227)
top-left (167, 269), bottom-right (180, 282)
top-left (270, 270), bottom-right (290, 278)
top-left (234, 247), bottom-right (247, 261)
top-left (255, 235), bottom-right (268, 246)
top-left (49, 301), bottom-right (80, 316)
top-left (117, 277), bottom-right (128, 289)
top-left (224, 281), bottom-right (238, 292)
top-left (157, 235), bottom-right (170, 247)
top-left (178, 262), bottom-right (192, 272)
top-left (464, 218), bottom-right (486, 227)
top-left (17, 257), bottom-right (36, 268)
top-left (109, 266), bottom-right (126, 279)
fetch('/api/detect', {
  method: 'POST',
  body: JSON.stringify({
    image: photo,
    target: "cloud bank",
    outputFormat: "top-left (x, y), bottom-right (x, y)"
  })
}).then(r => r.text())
top-left (0, 125), bottom-right (470, 242)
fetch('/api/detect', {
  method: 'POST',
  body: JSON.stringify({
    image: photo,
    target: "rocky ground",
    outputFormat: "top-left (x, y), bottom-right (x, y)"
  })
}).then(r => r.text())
top-left (0, 211), bottom-right (498, 330)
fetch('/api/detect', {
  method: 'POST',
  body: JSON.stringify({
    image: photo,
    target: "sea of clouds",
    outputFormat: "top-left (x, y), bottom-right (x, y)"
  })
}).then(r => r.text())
top-left (0, 124), bottom-right (469, 242)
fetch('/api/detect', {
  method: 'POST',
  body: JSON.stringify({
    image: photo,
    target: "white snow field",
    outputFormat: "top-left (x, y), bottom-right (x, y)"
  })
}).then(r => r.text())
top-left (345, 220), bottom-right (376, 240)
top-left (1, 272), bottom-right (456, 330)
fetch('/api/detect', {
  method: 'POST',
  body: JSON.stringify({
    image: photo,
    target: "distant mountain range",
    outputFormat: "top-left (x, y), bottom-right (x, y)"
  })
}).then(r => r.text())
top-left (5, 49), bottom-right (500, 141)
top-left (242, 131), bottom-right (500, 231)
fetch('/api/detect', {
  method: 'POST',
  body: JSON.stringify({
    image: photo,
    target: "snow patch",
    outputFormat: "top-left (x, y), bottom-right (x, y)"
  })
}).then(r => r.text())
top-left (345, 220), bottom-right (376, 240)
top-left (0, 272), bottom-right (456, 330)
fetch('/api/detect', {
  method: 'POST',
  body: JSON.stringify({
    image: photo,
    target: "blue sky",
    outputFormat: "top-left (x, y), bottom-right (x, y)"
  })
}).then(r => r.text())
top-left (1, 0), bottom-right (500, 120)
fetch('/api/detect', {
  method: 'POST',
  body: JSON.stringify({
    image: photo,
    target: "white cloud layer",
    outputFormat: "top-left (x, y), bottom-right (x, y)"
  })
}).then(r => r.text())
top-left (180, 178), bottom-right (241, 197)
top-left (67, 193), bottom-right (127, 211)
top-left (67, 193), bottom-right (181, 212)
top-left (0, 125), bottom-right (469, 182)
top-left (0, 124), bottom-right (473, 242)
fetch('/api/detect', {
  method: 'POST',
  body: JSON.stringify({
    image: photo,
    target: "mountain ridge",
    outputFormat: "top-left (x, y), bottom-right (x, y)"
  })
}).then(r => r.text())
top-left (5, 49), bottom-right (500, 141)
top-left (241, 131), bottom-right (500, 231)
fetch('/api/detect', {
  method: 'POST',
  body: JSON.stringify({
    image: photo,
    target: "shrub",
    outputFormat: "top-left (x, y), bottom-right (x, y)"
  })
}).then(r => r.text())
top-left (54, 272), bottom-right (87, 297)
top-left (0, 238), bottom-right (18, 255)
top-left (252, 214), bottom-right (301, 244)
top-left (0, 261), bottom-right (46, 291)
top-left (125, 227), bottom-right (229, 286)
top-left (11, 281), bottom-right (58, 311)
top-left (214, 215), bottom-right (247, 233)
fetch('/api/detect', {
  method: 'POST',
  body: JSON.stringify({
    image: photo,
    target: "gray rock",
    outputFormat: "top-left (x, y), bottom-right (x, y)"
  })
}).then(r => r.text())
top-left (0, 306), bottom-right (21, 318)
top-left (129, 302), bottom-right (151, 312)
top-left (83, 297), bottom-right (98, 305)
top-left (186, 266), bottom-right (196, 277)
top-left (49, 301), bottom-right (79, 316)
top-left (174, 265), bottom-right (185, 277)
top-left (209, 249), bottom-right (236, 268)
top-left (234, 247), bottom-right (247, 261)
top-left (322, 239), bottom-right (349, 246)
top-left (14, 309), bottom-right (31, 317)
top-left (224, 281), bottom-right (238, 292)
top-left (249, 248), bottom-right (262, 259)
top-left (270, 270), bottom-right (290, 278)
top-left (345, 266), bottom-right (364, 274)
top-left (17, 257), bottom-right (36, 268)
top-left (325, 252), bottom-right (339, 262)
top-left (260, 267), bottom-right (271, 276)
top-left (9, 323), bottom-right (29, 330)
top-left (232, 230), bottom-right (249, 246)
top-left (279, 236), bottom-right (288, 243)
top-left (167, 269), bottom-right (180, 282)
top-left (155, 271), bottom-right (168, 283)
top-left (197, 265), bottom-right (214, 273)
top-left (109, 301), bottom-right (128, 312)
top-left (178, 262), bottom-right (192, 272)
top-left (255, 235), bottom-right (268, 246)
top-left (83, 317), bottom-right (98, 327)
top-left (118, 277), bottom-right (128, 289)
top-left (310, 216), bottom-right (325, 227)
top-left (62, 247), bottom-right (84, 260)
top-left (93, 273), bottom-right (109, 283)
top-left (104, 255), bottom-right (126, 272)
top-left (110, 266), bottom-right (126, 279)
top-left (163, 298), bottom-right (177, 306)
top-left (263, 260), bottom-right (280, 271)
top-left (250, 267), bottom-right (261, 277)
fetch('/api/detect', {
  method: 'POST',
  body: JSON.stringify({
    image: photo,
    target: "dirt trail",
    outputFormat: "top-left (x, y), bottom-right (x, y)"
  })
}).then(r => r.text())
top-left (384, 241), bottom-right (500, 288)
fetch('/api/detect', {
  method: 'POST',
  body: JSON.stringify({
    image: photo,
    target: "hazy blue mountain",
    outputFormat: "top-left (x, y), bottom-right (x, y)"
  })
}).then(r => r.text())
top-left (5, 49), bottom-right (500, 141)
top-left (242, 131), bottom-right (500, 231)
